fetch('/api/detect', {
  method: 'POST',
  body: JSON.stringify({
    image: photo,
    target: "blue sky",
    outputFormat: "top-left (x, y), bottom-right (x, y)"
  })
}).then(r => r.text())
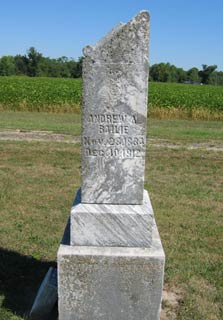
top-left (0, 0), bottom-right (222, 70)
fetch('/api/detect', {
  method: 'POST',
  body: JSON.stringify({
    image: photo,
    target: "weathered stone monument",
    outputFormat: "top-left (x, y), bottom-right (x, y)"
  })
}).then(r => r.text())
top-left (58, 11), bottom-right (165, 320)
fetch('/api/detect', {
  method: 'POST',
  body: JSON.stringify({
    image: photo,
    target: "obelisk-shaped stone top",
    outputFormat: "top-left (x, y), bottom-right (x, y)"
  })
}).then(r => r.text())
top-left (81, 11), bottom-right (150, 204)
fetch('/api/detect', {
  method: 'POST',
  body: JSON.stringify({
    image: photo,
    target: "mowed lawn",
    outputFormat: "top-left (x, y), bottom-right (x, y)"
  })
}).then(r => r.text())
top-left (0, 113), bottom-right (223, 319)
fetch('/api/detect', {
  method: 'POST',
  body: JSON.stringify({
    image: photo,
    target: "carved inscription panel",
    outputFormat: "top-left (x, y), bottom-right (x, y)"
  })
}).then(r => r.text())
top-left (82, 113), bottom-right (145, 160)
top-left (81, 109), bottom-right (147, 204)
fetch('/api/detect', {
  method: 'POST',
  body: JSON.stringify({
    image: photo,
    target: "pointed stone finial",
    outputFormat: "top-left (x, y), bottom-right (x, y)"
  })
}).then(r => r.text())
top-left (81, 11), bottom-right (150, 204)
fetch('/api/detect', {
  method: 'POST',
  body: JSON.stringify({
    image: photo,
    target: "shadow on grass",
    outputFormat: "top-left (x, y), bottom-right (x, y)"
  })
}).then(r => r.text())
top-left (0, 247), bottom-right (58, 319)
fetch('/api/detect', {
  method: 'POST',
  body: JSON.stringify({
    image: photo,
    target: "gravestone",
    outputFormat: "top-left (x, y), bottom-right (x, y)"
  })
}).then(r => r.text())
top-left (30, 267), bottom-right (57, 319)
top-left (81, 10), bottom-right (149, 205)
top-left (58, 11), bottom-right (165, 320)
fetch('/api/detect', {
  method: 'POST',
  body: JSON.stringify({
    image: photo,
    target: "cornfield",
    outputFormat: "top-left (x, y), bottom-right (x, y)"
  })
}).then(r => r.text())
top-left (0, 76), bottom-right (223, 119)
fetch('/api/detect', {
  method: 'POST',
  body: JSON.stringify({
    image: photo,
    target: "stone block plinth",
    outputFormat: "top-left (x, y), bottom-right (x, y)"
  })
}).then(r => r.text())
top-left (58, 220), bottom-right (165, 320)
top-left (70, 189), bottom-right (154, 247)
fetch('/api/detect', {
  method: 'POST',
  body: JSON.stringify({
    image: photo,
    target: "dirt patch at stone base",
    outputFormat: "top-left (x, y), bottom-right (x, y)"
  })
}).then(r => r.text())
top-left (161, 286), bottom-right (184, 320)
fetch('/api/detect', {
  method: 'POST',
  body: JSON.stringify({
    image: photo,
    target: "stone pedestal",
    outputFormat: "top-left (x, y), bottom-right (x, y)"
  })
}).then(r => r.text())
top-left (58, 191), bottom-right (165, 320)
top-left (57, 11), bottom-right (165, 320)
top-left (70, 189), bottom-right (154, 247)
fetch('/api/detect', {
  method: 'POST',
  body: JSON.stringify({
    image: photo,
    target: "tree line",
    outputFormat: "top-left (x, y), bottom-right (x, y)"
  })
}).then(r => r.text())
top-left (150, 63), bottom-right (223, 86)
top-left (0, 47), bottom-right (222, 85)
top-left (0, 47), bottom-right (82, 78)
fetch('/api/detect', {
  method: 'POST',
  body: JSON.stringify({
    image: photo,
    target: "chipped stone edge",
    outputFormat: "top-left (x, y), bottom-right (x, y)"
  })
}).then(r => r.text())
top-left (83, 10), bottom-right (150, 60)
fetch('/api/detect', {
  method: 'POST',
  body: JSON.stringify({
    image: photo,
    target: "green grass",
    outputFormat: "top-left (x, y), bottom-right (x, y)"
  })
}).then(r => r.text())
top-left (0, 112), bottom-right (81, 135)
top-left (145, 147), bottom-right (223, 319)
top-left (0, 77), bottom-right (223, 119)
top-left (0, 116), bottom-right (223, 319)
top-left (0, 141), bottom-right (81, 318)
top-left (148, 118), bottom-right (223, 142)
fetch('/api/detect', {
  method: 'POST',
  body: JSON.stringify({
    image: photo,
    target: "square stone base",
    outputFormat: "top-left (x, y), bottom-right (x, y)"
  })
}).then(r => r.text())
top-left (58, 220), bottom-right (165, 320)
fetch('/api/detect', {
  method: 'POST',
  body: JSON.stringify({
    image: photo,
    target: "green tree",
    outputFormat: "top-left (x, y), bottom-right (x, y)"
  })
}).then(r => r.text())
top-left (0, 56), bottom-right (15, 75)
top-left (166, 64), bottom-right (178, 82)
top-left (14, 54), bottom-right (29, 75)
top-left (187, 67), bottom-right (200, 83)
top-left (42, 58), bottom-right (61, 77)
top-left (150, 63), bottom-right (187, 83)
top-left (175, 68), bottom-right (187, 83)
top-left (57, 57), bottom-right (71, 78)
top-left (75, 57), bottom-right (83, 78)
top-left (67, 60), bottom-right (78, 78)
top-left (150, 63), bottom-right (170, 82)
top-left (27, 47), bottom-right (43, 77)
top-left (209, 71), bottom-right (223, 86)
top-left (198, 64), bottom-right (217, 84)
